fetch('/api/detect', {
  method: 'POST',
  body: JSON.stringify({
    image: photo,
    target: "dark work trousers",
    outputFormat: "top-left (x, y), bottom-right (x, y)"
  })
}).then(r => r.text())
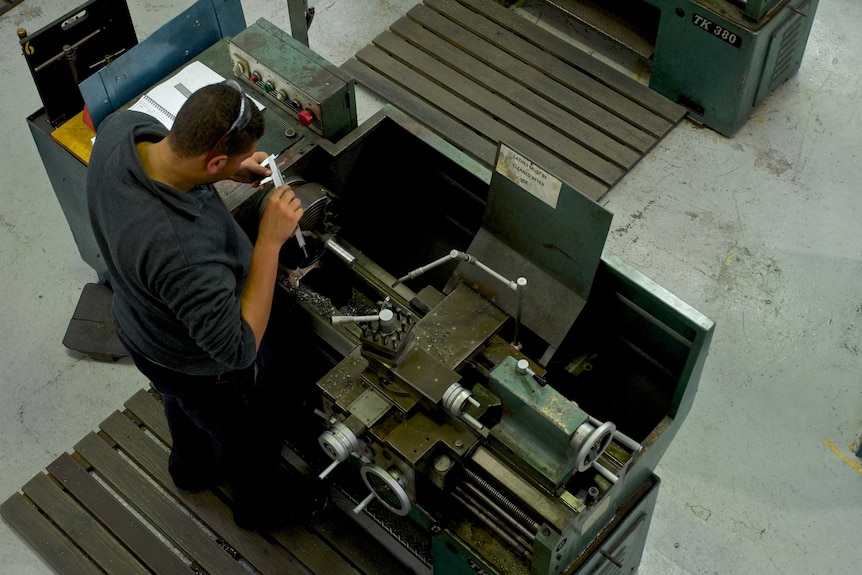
top-left (121, 338), bottom-right (284, 513)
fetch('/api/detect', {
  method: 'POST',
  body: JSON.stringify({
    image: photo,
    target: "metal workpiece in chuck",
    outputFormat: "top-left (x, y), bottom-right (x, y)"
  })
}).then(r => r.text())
top-left (257, 177), bottom-right (357, 271)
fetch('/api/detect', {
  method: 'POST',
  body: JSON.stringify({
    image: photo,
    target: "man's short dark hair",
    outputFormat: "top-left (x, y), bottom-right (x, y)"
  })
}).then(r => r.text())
top-left (168, 82), bottom-right (265, 159)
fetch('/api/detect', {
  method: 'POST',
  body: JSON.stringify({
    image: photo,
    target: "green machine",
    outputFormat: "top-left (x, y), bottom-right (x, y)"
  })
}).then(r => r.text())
top-left (257, 122), bottom-right (715, 573)
top-left (648, 0), bottom-right (819, 136)
top-left (543, 0), bottom-right (819, 136)
top-left (199, 18), bottom-right (716, 574)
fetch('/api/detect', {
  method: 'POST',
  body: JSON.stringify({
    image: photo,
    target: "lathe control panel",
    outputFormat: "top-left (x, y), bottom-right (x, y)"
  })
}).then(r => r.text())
top-left (227, 17), bottom-right (357, 141)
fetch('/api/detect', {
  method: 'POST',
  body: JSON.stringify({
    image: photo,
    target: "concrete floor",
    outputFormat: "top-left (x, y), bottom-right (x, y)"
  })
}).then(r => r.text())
top-left (1, 1), bottom-right (859, 574)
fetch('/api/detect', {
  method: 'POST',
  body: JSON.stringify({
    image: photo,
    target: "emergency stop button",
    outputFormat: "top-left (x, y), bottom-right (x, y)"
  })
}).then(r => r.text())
top-left (297, 110), bottom-right (314, 126)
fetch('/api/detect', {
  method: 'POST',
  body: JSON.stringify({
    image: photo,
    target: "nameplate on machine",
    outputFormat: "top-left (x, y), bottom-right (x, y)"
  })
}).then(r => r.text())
top-left (494, 143), bottom-right (562, 209)
top-left (692, 13), bottom-right (743, 48)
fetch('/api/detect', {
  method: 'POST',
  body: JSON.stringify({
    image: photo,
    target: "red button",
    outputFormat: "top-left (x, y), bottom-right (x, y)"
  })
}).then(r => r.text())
top-left (297, 110), bottom-right (314, 126)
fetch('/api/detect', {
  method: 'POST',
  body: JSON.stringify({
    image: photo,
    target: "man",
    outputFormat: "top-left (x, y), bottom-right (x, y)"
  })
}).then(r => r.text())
top-left (87, 79), bottom-right (317, 530)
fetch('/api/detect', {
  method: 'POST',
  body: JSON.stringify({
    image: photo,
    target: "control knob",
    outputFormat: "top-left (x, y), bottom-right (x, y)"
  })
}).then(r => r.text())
top-left (297, 109), bottom-right (315, 126)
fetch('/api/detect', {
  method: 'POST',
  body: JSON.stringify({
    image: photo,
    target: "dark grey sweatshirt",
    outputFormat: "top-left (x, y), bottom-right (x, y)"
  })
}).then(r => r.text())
top-left (87, 111), bottom-right (257, 375)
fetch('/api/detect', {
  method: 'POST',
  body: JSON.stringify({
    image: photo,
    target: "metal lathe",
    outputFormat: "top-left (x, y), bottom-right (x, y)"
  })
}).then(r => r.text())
top-left (213, 20), bottom-right (716, 575)
top-left (27, 6), bottom-right (715, 574)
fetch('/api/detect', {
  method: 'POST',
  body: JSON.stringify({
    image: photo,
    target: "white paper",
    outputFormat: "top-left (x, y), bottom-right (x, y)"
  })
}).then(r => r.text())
top-left (128, 61), bottom-right (264, 129)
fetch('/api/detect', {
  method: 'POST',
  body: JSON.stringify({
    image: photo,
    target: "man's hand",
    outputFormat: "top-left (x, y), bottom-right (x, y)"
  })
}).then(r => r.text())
top-left (258, 185), bottom-right (304, 247)
top-left (232, 151), bottom-right (272, 185)
top-left (240, 184), bottom-right (304, 349)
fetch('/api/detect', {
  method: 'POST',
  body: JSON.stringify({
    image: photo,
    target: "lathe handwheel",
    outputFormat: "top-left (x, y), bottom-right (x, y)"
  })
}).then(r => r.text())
top-left (318, 421), bottom-right (359, 463)
top-left (359, 464), bottom-right (411, 516)
top-left (573, 420), bottom-right (616, 472)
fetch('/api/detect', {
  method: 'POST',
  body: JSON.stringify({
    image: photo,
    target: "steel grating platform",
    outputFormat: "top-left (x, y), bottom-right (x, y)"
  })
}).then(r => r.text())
top-left (0, 388), bottom-right (409, 575)
top-left (341, 0), bottom-right (687, 201)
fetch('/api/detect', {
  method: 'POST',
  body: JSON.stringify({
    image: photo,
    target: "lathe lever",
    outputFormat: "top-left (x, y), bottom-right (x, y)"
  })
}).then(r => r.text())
top-left (353, 492), bottom-right (376, 514)
top-left (516, 358), bottom-right (546, 387)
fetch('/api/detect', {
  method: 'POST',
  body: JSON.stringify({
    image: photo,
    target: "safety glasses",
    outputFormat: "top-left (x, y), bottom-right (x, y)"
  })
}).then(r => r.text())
top-left (204, 80), bottom-right (252, 163)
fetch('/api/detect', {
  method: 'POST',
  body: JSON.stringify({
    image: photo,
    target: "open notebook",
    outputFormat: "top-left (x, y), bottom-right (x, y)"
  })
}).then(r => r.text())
top-left (128, 61), bottom-right (264, 129)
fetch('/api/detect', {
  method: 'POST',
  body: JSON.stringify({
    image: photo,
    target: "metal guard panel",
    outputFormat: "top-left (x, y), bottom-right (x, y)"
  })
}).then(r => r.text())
top-left (80, 0), bottom-right (246, 128)
top-left (484, 143), bottom-right (613, 302)
top-left (754, 0), bottom-right (819, 104)
top-left (599, 251), bottom-right (715, 420)
top-left (456, 228), bottom-right (588, 350)
top-left (456, 139), bottom-right (612, 350)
